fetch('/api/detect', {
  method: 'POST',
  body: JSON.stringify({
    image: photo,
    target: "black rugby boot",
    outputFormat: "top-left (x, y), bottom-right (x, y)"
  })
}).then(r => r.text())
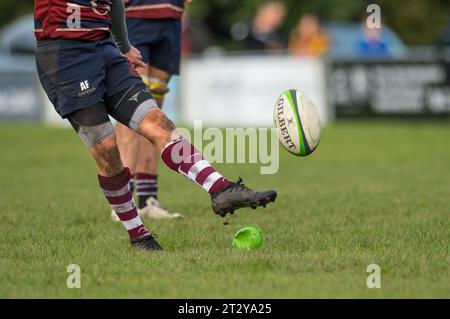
top-left (131, 234), bottom-right (162, 251)
top-left (210, 178), bottom-right (277, 217)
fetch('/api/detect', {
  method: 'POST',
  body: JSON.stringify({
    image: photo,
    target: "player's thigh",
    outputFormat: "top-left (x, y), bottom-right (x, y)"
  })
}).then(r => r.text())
top-left (101, 38), bottom-right (158, 130)
top-left (105, 82), bottom-right (177, 151)
top-left (36, 39), bottom-right (107, 119)
top-left (104, 40), bottom-right (143, 97)
top-left (106, 82), bottom-right (157, 132)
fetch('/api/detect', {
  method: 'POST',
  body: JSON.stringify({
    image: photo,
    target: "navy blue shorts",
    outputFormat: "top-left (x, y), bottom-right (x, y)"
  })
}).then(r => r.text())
top-left (35, 38), bottom-right (142, 118)
top-left (126, 18), bottom-right (181, 75)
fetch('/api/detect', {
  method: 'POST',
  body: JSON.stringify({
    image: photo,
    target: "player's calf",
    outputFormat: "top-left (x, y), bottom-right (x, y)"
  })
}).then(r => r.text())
top-left (67, 103), bottom-right (122, 176)
top-left (89, 135), bottom-right (124, 177)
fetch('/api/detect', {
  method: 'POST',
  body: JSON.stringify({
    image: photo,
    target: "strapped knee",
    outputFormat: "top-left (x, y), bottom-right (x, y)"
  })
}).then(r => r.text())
top-left (67, 103), bottom-right (115, 148)
top-left (77, 123), bottom-right (115, 148)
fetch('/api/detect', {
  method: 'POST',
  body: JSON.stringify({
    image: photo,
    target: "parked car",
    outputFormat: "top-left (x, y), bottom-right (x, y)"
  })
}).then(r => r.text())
top-left (325, 22), bottom-right (408, 60)
top-left (0, 14), bottom-right (41, 121)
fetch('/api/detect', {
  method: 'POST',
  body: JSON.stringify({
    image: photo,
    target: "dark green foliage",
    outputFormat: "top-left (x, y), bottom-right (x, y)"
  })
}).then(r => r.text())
top-left (0, 1), bottom-right (449, 46)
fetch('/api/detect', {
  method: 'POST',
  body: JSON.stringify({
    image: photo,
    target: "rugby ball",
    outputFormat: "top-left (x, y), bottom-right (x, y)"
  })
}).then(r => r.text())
top-left (273, 89), bottom-right (321, 156)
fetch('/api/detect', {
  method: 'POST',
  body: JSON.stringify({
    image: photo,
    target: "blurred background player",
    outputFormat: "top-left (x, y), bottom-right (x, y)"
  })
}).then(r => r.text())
top-left (113, 0), bottom-right (190, 220)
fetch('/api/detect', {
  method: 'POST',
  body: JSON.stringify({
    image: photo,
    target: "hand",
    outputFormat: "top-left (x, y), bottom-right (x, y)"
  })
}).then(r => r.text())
top-left (122, 46), bottom-right (146, 69)
top-left (123, 0), bottom-right (130, 3)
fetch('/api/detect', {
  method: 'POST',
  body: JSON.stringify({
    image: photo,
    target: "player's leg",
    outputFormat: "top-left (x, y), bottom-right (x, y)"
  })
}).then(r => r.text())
top-left (134, 66), bottom-right (183, 219)
top-left (114, 65), bottom-right (155, 176)
top-left (66, 104), bottom-right (161, 250)
top-left (35, 39), bottom-right (161, 251)
top-left (127, 18), bottom-right (184, 219)
top-left (140, 108), bottom-right (278, 216)
top-left (114, 16), bottom-right (153, 184)
top-left (113, 64), bottom-right (182, 219)
top-left (111, 33), bottom-right (151, 221)
top-left (107, 84), bottom-right (277, 217)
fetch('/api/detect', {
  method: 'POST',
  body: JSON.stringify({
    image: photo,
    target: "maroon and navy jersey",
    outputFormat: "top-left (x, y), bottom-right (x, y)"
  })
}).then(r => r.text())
top-left (125, 0), bottom-right (184, 20)
top-left (34, 0), bottom-right (113, 41)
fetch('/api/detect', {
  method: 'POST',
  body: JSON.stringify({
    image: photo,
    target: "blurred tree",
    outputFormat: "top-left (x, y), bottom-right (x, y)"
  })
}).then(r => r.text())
top-left (187, 0), bottom-right (450, 49)
top-left (0, 0), bottom-right (33, 28)
top-left (377, 0), bottom-right (450, 45)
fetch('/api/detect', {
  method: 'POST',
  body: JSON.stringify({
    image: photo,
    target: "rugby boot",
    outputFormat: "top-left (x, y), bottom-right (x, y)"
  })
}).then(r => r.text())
top-left (131, 234), bottom-right (162, 251)
top-left (210, 178), bottom-right (277, 217)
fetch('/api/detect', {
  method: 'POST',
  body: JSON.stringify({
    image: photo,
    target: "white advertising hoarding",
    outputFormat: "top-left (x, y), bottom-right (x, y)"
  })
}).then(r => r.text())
top-left (181, 55), bottom-right (329, 127)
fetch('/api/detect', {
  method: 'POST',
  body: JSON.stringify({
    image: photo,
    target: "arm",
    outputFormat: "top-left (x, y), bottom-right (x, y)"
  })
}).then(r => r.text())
top-left (109, 0), bottom-right (145, 68)
top-left (109, 0), bottom-right (131, 54)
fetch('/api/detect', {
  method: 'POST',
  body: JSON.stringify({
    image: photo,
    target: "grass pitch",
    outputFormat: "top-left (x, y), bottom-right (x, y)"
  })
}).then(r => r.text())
top-left (0, 121), bottom-right (449, 298)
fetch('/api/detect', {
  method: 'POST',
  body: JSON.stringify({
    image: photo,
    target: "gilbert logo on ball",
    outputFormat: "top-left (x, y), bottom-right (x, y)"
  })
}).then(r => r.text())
top-left (273, 89), bottom-right (321, 156)
top-left (233, 226), bottom-right (263, 250)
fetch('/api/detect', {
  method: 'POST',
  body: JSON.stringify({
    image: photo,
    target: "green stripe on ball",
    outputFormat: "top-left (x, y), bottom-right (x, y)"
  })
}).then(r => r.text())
top-left (285, 90), bottom-right (306, 156)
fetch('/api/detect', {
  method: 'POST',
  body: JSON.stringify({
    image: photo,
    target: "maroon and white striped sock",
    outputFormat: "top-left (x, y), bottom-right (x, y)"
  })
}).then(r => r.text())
top-left (98, 168), bottom-right (150, 240)
top-left (161, 139), bottom-right (231, 193)
top-left (136, 172), bottom-right (158, 209)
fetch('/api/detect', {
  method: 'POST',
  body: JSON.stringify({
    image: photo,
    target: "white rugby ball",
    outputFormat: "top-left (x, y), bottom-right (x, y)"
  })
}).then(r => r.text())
top-left (273, 89), bottom-right (321, 156)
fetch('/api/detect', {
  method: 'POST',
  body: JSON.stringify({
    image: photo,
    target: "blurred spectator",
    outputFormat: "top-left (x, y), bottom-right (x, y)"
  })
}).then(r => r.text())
top-left (435, 11), bottom-right (450, 84)
top-left (288, 14), bottom-right (329, 57)
top-left (356, 22), bottom-right (391, 58)
top-left (245, 1), bottom-right (287, 53)
top-left (435, 10), bottom-right (450, 54)
top-left (182, 11), bottom-right (212, 56)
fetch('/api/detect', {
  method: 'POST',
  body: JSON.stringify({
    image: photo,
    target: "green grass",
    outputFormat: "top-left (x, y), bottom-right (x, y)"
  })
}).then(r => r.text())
top-left (0, 121), bottom-right (449, 298)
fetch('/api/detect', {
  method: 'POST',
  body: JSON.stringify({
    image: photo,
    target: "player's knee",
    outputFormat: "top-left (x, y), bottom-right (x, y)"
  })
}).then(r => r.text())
top-left (138, 108), bottom-right (179, 149)
top-left (142, 108), bottom-right (175, 132)
top-left (79, 122), bottom-right (115, 148)
top-left (68, 105), bottom-right (115, 149)
top-left (92, 134), bottom-right (117, 153)
top-left (141, 108), bottom-right (177, 139)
